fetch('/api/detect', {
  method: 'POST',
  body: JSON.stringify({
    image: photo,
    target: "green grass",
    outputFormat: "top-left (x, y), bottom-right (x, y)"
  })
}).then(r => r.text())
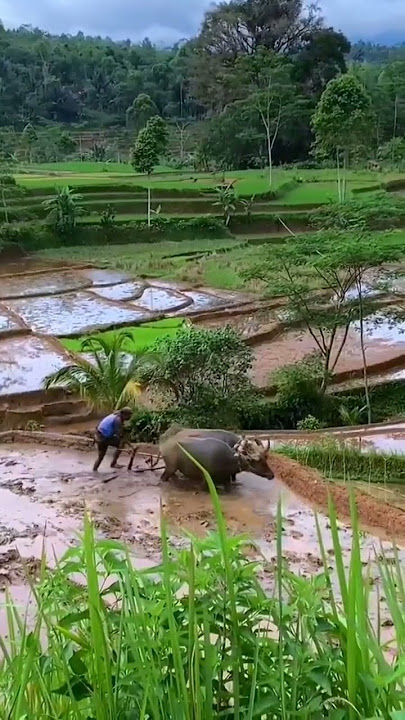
top-left (19, 161), bottom-right (177, 175)
top-left (61, 317), bottom-right (186, 353)
top-left (279, 442), bottom-right (405, 483)
top-left (2, 476), bottom-right (405, 718)
top-left (38, 238), bottom-right (262, 291)
top-left (38, 228), bottom-right (405, 295)
top-left (16, 166), bottom-right (405, 197)
top-left (278, 181), bottom-right (377, 205)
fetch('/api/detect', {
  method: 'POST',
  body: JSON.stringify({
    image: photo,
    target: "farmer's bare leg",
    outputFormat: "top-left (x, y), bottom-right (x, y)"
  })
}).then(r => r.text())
top-left (110, 445), bottom-right (123, 468)
top-left (93, 443), bottom-right (108, 471)
top-left (109, 437), bottom-right (124, 469)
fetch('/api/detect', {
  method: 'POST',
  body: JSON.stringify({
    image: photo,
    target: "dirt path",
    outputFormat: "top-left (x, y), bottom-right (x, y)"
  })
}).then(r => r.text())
top-left (0, 439), bottom-right (404, 644)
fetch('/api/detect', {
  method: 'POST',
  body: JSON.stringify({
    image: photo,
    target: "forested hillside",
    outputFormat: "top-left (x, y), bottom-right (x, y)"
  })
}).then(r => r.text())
top-left (0, 0), bottom-right (404, 168)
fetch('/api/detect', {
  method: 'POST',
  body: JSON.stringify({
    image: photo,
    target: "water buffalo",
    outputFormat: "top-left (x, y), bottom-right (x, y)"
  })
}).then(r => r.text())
top-left (159, 431), bottom-right (274, 489)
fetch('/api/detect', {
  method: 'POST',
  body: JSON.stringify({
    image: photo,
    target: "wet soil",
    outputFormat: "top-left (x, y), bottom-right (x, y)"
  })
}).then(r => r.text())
top-left (0, 440), bottom-right (404, 640)
top-left (251, 318), bottom-right (405, 387)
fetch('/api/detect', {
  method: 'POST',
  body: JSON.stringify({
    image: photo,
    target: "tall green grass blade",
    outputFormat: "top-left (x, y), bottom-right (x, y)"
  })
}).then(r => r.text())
top-left (160, 504), bottom-right (191, 720)
top-left (178, 444), bottom-right (240, 720)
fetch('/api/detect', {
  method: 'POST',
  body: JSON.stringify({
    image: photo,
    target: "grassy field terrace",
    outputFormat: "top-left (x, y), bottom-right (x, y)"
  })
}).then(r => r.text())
top-left (6, 164), bottom-right (405, 228)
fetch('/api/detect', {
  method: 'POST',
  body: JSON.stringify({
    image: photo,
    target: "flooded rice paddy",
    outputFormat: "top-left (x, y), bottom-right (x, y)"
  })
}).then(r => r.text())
top-left (0, 335), bottom-right (70, 396)
top-left (0, 439), bottom-right (403, 641)
top-left (0, 260), bottom-right (244, 397)
top-left (252, 312), bottom-right (405, 387)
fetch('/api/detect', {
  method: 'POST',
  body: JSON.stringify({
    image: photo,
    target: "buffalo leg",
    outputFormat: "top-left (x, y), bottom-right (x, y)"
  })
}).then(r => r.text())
top-left (161, 468), bottom-right (173, 482)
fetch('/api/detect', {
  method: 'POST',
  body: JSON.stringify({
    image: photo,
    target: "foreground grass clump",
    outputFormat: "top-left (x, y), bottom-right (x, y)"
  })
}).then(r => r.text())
top-left (2, 471), bottom-right (405, 718)
top-left (280, 442), bottom-right (405, 483)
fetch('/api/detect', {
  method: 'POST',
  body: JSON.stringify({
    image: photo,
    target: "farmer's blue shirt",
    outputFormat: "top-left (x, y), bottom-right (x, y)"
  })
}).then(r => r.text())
top-left (97, 413), bottom-right (120, 439)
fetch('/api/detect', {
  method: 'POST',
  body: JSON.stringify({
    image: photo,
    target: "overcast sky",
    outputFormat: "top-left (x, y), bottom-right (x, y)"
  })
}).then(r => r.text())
top-left (0, 0), bottom-right (403, 44)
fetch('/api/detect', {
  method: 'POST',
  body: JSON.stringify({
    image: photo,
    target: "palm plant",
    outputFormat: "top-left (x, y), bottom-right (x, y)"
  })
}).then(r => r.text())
top-left (239, 194), bottom-right (255, 222)
top-left (44, 333), bottom-right (157, 412)
top-left (213, 183), bottom-right (236, 226)
top-left (42, 185), bottom-right (84, 232)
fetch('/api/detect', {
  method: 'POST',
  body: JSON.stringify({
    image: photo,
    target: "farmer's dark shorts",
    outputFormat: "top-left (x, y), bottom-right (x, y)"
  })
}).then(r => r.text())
top-left (95, 431), bottom-right (121, 452)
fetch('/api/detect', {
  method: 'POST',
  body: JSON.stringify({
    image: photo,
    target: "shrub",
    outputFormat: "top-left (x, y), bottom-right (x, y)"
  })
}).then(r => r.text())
top-left (147, 326), bottom-right (253, 409)
top-left (129, 408), bottom-right (176, 442)
top-left (310, 194), bottom-right (405, 230)
top-left (0, 215), bottom-right (228, 251)
top-left (297, 414), bottom-right (323, 431)
top-left (272, 354), bottom-right (336, 427)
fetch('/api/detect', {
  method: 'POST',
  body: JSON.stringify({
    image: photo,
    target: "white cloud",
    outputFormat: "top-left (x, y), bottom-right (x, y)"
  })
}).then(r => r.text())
top-left (320, 0), bottom-right (405, 39)
top-left (0, 0), bottom-right (403, 42)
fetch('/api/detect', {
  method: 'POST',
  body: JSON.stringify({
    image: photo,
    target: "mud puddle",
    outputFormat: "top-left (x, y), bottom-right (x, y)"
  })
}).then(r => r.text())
top-left (0, 442), bottom-right (403, 643)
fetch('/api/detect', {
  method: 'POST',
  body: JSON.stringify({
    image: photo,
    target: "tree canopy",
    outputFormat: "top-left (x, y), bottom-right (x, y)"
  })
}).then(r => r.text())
top-left (0, 17), bottom-right (402, 169)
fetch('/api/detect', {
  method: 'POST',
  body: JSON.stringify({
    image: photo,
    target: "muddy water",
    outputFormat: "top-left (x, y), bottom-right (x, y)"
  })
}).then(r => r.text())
top-left (78, 268), bottom-right (132, 286)
top-left (184, 291), bottom-right (227, 310)
top-left (5, 292), bottom-right (152, 336)
top-left (0, 308), bottom-right (24, 334)
top-left (91, 281), bottom-right (145, 301)
top-left (252, 317), bottom-right (405, 387)
top-left (0, 271), bottom-right (91, 299)
top-left (0, 443), bottom-right (401, 638)
top-left (0, 335), bottom-right (70, 396)
top-left (133, 287), bottom-right (190, 313)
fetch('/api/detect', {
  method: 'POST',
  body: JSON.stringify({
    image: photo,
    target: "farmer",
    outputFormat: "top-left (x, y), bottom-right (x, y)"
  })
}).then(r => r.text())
top-left (93, 407), bottom-right (132, 472)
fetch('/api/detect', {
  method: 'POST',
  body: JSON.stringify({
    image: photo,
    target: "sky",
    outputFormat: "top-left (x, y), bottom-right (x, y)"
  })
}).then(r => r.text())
top-left (0, 0), bottom-right (403, 45)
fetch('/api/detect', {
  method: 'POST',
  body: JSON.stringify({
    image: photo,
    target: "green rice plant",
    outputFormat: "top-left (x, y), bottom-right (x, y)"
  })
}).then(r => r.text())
top-left (1, 468), bottom-right (405, 717)
top-left (279, 441), bottom-right (405, 484)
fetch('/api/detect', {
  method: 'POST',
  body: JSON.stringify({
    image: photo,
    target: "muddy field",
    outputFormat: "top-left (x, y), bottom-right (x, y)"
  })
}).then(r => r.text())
top-left (0, 437), bottom-right (404, 644)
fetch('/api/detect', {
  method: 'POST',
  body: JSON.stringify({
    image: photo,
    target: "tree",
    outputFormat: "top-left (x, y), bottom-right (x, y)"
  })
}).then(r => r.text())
top-left (234, 50), bottom-right (300, 187)
top-left (378, 137), bottom-right (405, 167)
top-left (58, 130), bottom-right (77, 156)
top-left (312, 74), bottom-right (374, 202)
top-left (173, 119), bottom-right (192, 163)
top-left (126, 93), bottom-right (158, 130)
top-left (253, 230), bottom-right (401, 423)
top-left (195, 0), bottom-right (321, 58)
top-left (44, 334), bottom-right (155, 412)
top-left (321, 233), bottom-right (401, 424)
top-left (146, 326), bottom-right (253, 410)
top-left (20, 122), bottom-right (38, 163)
top-left (377, 62), bottom-right (405, 148)
top-left (42, 186), bottom-right (84, 233)
top-left (248, 232), bottom-right (363, 392)
top-left (190, 0), bottom-right (323, 111)
top-left (130, 116), bottom-right (169, 226)
top-left (293, 28), bottom-right (350, 97)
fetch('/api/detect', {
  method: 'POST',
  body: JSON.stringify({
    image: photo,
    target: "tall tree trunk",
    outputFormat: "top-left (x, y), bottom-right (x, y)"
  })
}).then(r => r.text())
top-left (2, 188), bottom-right (8, 223)
top-left (266, 126), bottom-right (272, 189)
top-left (179, 128), bottom-right (184, 162)
top-left (356, 273), bottom-right (372, 424)
top-left (393, 95), bottom-right (398, 143)
top-left (320, 350), bottom-right (331, 393)
top-left (342, 148), bottom-right (348, 202)
top-left (147, 186), bottom-right (151, 228)
top-left (336, 148), bottom-right (342, 203)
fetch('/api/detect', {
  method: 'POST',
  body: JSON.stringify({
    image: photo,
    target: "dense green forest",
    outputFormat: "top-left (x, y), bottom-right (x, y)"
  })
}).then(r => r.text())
top-left (0, 0), bottom-right (404, 167)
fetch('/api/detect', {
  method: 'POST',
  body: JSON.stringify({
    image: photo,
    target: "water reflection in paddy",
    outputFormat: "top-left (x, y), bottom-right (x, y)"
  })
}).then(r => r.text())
top-left (0, 271), bottom-right (90, 299)
top-left (5, 293), bottom-right (152, 336)
top-left (133, 287), bottom-right (190, 313)
top-left (0, 335), bottom-right (69, 395)
top-left (91, 281), bottom-right (145, 301)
